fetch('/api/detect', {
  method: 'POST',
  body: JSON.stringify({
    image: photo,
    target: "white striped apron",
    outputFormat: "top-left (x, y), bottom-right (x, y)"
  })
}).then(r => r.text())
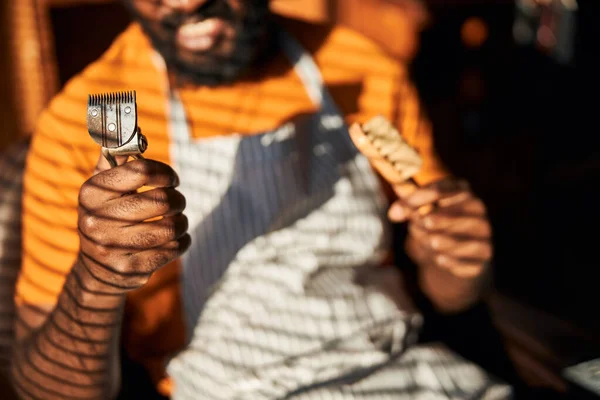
top-left (162, 31), bottom-right (512, 399)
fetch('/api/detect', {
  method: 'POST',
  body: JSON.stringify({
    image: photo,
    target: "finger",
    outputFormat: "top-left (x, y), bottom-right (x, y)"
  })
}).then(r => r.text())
top-left (435, 255), bottom-right (488, 278)
top-left (93, 153), bottom-right (128, 175)
top-left (408, 221), bottom-right (490, 260)
top-left (405, 235), bottom-right (432, 266)
top-left (408, 222), bottom-right (432, 251)
top-left (98, 188), bottom-right (186, 222)
top-left (437, 196), bottom-right (487, 215)
top-left (83, 159), bottom-right (180, 205)
top-left (407, 220), bottom-right (491, 278)
top-left (402, 187), bottom-right (443, 210)
top-left (391, 183), bottom-right (435, 218)
top-left (428, 234), bottom-right (492, 260)
top-left (391, 181), bottom-right (419, 198)
top-left (118, 214), bottom-right (189, 250)
top-left (388, 201), bottom-right (410, 222)
top-left (418, 214), bottom-right (491, 239)
top-left (402, 180), bottom-right (469, 210)
top-left (129, 233), bottom-right (192, 272)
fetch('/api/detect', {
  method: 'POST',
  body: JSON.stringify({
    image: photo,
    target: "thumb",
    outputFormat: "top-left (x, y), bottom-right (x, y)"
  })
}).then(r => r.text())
top-left (93, 153), bottom-right (129, 175)
top-left (391, 181), bottom-right (419, 199)
top-left (388, 200), bottom-right (410, 222)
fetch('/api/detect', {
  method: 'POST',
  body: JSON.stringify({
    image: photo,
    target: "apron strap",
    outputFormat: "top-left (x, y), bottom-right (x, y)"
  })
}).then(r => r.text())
top-left (278, 30), bottom-right (338, 113)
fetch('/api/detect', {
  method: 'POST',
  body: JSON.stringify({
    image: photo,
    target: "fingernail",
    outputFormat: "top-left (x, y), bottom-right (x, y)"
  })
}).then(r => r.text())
top-left (436, 255), bottom-right (449, 266)
top-left (424, 216), bottom-right (435, 229)
top-left (388, 203), bottom-right (407, 221)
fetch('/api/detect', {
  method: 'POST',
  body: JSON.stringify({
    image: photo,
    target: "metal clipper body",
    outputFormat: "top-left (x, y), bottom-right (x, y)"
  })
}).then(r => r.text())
top-left (87, 90), bottom-right (147, 167)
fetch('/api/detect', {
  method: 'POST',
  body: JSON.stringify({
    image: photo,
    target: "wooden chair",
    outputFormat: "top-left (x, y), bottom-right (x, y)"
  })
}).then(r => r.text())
top-left (0, 139), bottom-right (29, 400)
top-left (0, 0), bottom-right (130, 151)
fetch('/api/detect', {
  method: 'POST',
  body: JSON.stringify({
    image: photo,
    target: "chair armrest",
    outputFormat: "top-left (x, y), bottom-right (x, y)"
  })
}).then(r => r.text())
top-left (488, 292), bottom-right (600, 393)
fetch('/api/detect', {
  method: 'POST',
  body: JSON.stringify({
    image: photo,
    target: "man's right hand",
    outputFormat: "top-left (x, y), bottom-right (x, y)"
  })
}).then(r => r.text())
top-left (77, 158), bottom-right (190, 293)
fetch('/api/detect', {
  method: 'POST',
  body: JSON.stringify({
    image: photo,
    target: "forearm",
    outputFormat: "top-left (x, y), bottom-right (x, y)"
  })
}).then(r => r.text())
top-left (11, 261), bottom-right (125, 400)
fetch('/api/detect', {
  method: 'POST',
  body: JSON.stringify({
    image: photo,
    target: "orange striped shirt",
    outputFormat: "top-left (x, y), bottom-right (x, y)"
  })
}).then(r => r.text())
top-left (16, 18), bottom-right (448, 393)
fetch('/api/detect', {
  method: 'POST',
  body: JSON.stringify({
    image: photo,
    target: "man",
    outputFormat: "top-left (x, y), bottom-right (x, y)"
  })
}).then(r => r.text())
top-left (10, 0), bottom-right (501, 398)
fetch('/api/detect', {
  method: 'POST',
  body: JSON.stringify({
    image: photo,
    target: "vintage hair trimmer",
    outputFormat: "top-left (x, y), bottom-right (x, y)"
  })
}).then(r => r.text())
top-left (87, 90), bottom-right (148, 167)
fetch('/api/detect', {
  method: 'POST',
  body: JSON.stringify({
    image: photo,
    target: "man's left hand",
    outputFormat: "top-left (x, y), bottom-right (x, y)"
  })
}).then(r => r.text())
top-left (389, 179), bottom-right (492, 279)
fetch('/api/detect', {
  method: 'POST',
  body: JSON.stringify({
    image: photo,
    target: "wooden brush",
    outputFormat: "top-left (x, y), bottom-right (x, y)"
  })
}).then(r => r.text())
top-left (349, 115), bottom-right (432, 214)
top-left (350, 115), bottom-right (422, 184)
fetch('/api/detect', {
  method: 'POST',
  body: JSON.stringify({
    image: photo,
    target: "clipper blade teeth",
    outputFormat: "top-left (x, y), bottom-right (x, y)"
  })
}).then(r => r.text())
top-left (88, 90), bottom-right (136, 106)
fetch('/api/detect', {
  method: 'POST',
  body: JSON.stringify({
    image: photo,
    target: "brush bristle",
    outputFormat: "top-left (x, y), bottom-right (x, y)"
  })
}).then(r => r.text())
top-left (361, 115), bottom-right (422, 176)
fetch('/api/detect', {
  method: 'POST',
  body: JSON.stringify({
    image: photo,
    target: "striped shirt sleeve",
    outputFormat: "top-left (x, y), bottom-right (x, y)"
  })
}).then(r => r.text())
top-left (15, 88), bottom-right (98, 308)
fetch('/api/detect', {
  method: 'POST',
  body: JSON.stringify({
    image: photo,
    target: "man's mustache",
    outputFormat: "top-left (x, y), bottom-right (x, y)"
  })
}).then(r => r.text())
top-left (160, 0), bottom-right (234, 31)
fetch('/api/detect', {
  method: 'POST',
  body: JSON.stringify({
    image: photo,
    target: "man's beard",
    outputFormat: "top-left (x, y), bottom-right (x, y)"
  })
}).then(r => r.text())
top-left (124, 0), bottom-right (272, 86)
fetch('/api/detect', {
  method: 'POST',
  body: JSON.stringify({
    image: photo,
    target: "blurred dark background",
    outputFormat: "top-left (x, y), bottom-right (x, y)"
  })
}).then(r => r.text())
top-left (416, 0), bottom-right (598, 328)
top-left (412, 1), bottom-right (599, 395)
top-left (0, 0), bottom-right (598, 398)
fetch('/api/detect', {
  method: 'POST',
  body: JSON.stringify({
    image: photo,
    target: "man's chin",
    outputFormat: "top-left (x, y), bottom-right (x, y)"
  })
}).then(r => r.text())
top-left (176, 50), bottom-right (219, 68)
top-left (168, 57), bottom-right (249, 87)
top-left (167, 42), bottom-right (261, 86)
top-left (175, 43), bottom-right (233, 63)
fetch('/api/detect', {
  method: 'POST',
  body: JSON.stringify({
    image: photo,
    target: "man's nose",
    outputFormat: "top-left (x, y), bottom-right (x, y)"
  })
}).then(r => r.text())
top-left (163, 0), bottom-right (212, 13)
